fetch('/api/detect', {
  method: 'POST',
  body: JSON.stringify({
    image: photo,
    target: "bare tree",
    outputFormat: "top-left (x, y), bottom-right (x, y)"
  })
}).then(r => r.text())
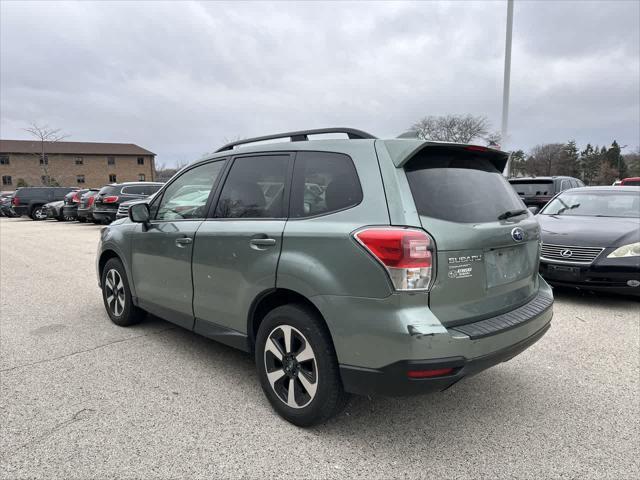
top-left (526, 143), bottom-right (564, 176)
top-left (23, 122), bottom-right (69, 186)
top-left (410, 114), bottom-right (500, 145)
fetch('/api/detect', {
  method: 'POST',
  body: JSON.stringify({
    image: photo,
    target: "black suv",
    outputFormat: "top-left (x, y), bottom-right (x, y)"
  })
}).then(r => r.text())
top-left (92, 182), bottom-right (163, 224)
top-left (11, 187), bottom-right (77, 220)
top-left (508, 176), bottom-right (584, 210)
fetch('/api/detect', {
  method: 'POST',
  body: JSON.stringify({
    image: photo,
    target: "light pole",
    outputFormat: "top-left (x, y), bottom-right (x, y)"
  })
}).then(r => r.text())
top-left (502, 0), bottom-right (514, 176)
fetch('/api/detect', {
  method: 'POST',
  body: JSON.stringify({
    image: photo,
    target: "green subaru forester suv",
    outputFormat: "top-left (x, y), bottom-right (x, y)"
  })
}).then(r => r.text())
top-left (97, 128), bottom-right (553, 426)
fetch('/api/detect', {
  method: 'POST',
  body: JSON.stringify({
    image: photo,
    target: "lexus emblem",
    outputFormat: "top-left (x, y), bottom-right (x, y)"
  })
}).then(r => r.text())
top-left (560, 249), bottom-right (573, 258)
top-left (511, 227), bottom-right (525, 242)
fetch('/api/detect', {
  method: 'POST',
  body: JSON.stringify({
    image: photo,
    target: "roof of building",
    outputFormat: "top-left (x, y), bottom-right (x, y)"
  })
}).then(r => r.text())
top-left (0, 139), bottom-right (155, 156)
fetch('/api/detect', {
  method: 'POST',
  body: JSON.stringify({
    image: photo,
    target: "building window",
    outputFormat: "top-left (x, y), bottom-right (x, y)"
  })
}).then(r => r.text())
top-left (40, 155), bottom-right (49, 165)
top-left (2, 175), bottom-right (11, 185)
top-left (138, 174), bottom-right (146, 181)
top-left (137, 157), bottom-right (144, 165)
top-left (107, 156), bottom-right (115, 166)
top-left (75, 157), bottom-right (84, 165)
top-left (77, 175), bottom-right (85, 184)
top-left (109, 174), bottom-right (117, 183)
top-left (0, 155), bottom-right (9, 165)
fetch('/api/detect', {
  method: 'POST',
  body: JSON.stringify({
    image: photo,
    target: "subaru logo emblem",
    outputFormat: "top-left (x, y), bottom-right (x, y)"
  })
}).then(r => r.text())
top-left (560, 249), bottom-right (573, 258)
top-left (511, 227), bottom-right (525, 242)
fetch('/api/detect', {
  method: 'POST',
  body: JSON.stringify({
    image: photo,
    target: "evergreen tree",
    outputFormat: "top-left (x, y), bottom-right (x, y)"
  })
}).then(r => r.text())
top-left (557, 140), bottom-right (579, 177)
top-left (580, 144), bottom-right (600, 184)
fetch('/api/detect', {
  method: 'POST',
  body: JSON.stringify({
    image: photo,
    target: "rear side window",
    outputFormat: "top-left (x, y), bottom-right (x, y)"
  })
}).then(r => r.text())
top-left (405, 151), bottom-right (524, 223)
top-left (290, 151), bottom-right (362, 218)
top-left (214, 155), bottom-right (289, 219)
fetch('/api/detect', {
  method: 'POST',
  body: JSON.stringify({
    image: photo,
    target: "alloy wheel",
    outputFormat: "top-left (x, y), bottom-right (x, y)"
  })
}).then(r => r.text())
top-left (264, 325), bottom-right (318, 409)
top-left (104, 269), bottom-right (126, 317)
top-left (34, 208), bottom-right (47, 220)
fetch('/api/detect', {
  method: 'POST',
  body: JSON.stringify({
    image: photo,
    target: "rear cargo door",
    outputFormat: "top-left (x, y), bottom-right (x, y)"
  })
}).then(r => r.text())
top-left (403, 146), bottom-right (541, 326)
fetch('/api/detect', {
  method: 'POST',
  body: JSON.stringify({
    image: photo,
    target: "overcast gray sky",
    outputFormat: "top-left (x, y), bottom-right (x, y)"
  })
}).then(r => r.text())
top-left (1, 0), bottom-right (639, 166)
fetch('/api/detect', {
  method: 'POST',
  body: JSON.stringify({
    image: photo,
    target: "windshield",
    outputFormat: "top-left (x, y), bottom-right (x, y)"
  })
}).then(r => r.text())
top-left (509, 180), bottom-right (553, 196)
top-left (541, 191), bottom-right (640, 218)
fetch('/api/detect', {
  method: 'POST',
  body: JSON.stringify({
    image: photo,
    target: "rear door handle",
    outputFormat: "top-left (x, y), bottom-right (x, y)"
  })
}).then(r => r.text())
top-left (249, 237), bottom-right (276, 247)
top-left (175, 237), bottom-right (193, 247)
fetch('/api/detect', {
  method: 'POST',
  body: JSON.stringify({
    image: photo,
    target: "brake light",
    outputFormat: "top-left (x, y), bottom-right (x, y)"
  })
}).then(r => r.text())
top-left (465, 145), bottom-right (488, 152)
top-left (88, 196), bottom-right (95, 207)
top-left (72, 192), bottom-right (80, 203)
top-left (407, 368), bottom-right (454, 379)
top-left (12, 196), bottom-right (19, 206)
top-left (103, 196), bottom-right (119, 203)
top-left (354, 227), bottom-right (434, 291)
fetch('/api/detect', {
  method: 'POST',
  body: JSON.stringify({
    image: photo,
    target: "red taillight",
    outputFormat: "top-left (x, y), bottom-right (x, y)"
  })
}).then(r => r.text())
top-left (88, 196), bottom-right (95, 207)
top-left (354, 227), bottom-right (434, 291)
top-left (103, 196), bottom-right (119, 203)
top-left (72, 192), bottom-right (80, 203)
top-left (465, 145), bottom-right (489, 152)
top-left (407, 368), bottom-right (454, 379)
top-left (12, 196), bottom-right (19, 206)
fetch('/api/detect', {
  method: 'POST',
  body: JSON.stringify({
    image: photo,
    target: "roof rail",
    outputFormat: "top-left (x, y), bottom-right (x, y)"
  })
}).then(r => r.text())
top-left (215, 127), bottom-right (377, 153)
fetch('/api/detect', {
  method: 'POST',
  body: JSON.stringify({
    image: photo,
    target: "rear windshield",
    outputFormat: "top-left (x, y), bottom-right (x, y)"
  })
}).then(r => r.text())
top-left (405, 152), bottom-right (524, 223)
top-left (98, 185), bottom-right (119, 195)
top-left (509, 179), bottom-right (554, 196)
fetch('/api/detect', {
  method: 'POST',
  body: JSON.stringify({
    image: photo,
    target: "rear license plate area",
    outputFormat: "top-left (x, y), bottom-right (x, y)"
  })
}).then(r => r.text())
top-left (485, 245), bottom-right (531, 288)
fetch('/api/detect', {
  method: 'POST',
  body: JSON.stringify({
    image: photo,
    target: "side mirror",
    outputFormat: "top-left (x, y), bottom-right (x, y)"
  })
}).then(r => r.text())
top-left (129, 203), bottom-right (150, 224)
top-left (528, 206), bottom-right (539, 215)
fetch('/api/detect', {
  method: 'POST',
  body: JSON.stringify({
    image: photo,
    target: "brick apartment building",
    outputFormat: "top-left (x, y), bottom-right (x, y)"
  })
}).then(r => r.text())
top-left (0, 140), bottom-right (156, 189)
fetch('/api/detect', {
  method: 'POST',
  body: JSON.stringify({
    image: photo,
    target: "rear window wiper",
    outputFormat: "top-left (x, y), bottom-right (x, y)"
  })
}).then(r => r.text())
top-left (497, 209), bottom-right (528, 220)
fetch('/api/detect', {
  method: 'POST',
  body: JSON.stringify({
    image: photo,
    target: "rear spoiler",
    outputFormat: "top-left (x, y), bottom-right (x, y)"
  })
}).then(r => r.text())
top-left (378, 139), bottom-right (510, 172)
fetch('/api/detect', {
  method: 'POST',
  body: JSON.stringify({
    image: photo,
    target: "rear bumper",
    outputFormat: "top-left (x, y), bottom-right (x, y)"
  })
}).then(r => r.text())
top-left (92, 210), bottom-right (116, 222)
top-left (12, 206), bottom-right (28, 216)
top-left (312, 276), bottom-right (554, 397)
top-left (341, 322), bottom-right (550, 396)
top-left (62, 205), bottom-right (78, 218)
top-left (77, 207), bottom-right (92, 219)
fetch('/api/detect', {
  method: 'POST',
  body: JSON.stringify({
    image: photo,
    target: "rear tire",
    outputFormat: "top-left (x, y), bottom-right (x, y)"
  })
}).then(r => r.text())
top-left (30, 206), bottom-right (46, 221)
top-left (255, 304), bottom-right (349, 427)
top-left (101, 258), bottom-right (145, 326)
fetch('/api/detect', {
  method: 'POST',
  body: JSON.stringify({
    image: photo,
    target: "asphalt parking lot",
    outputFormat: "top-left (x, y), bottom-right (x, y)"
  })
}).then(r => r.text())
top-left (0, 217), bottom-right (638, 479)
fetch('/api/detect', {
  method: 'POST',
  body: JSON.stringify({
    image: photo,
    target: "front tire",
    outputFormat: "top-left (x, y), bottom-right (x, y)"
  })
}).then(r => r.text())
top-left (255, 304), bottom-right (348, 427)
top-left (101, 258), bottom-right (145, 326)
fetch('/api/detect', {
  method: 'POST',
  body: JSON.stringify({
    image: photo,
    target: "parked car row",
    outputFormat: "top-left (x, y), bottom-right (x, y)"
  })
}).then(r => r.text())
top-left (1, 182), bottom-right (163, 224)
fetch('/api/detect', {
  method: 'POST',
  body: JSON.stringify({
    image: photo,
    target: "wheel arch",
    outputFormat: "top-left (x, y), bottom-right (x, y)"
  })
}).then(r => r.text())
top-left (247, 288), bottom-right (332, 353)
top-left (98, 249), bottom-right (122, 280)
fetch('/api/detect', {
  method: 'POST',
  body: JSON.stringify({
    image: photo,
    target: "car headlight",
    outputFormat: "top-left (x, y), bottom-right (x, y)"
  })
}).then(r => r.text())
top-left (607, 242), bottom-right (640, 258)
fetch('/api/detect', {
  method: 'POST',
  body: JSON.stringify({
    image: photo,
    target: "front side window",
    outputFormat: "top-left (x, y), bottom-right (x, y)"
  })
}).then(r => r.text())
top-left (109, 174), bottom-right (117, 183)
top-left (155, 161), bottom-right (225, 221)
top-left (2, 175), bottom-right (11, 185)
top-left (214, 155), bottom-right (289, 219)
top-left (290, 151), bottom-right (362, 218)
